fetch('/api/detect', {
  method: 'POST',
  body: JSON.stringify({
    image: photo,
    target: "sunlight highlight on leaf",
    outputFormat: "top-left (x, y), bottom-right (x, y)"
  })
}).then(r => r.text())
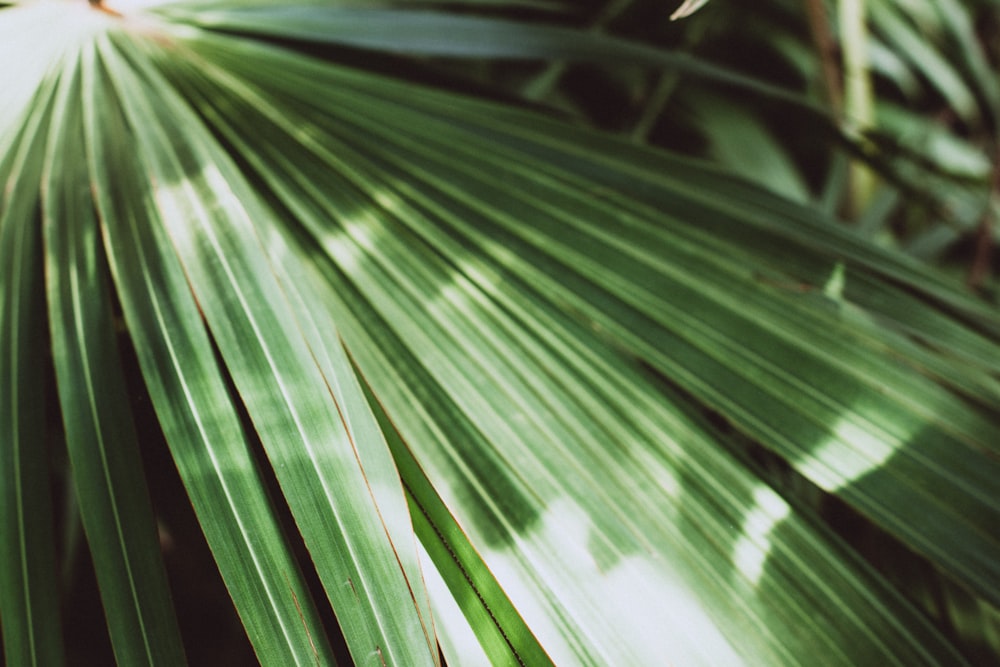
top-left (0, 2), bottom-right (112, 148)
top-left (482, 499), bottom-right (747, 666)
top-left (732, 486), bottom-right (791, 586)
top-left (671, 0), bottom-right (709, 21)
top-left (794, 412), bottom-right (920, 491)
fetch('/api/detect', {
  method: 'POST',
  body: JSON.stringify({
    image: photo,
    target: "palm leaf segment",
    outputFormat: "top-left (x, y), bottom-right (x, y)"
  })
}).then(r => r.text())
top-left (2, 2), bottom-right (998, 665)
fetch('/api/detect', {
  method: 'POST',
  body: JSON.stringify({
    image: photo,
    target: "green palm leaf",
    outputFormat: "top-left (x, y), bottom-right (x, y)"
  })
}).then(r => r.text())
top-left (2, 2), bottom-right (998, 665)
top-left (44, 50), bottom-right (187, 665)
top-left (96, 32), bottom-right (436, 665)
top-left (0, 62), bottom-right (65, 667)
top-left (83, 41), bottom-right (339, 663)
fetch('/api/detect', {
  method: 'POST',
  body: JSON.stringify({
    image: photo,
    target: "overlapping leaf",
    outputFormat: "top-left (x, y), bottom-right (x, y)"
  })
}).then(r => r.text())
top-left (92, 28), bottom-right (437, 666)
top-left (82, 35), bottom-right (340, 664)
top-left (44, 47), bottom-right (187, 666)
top-left (150, 18), bottom-right (988, 660)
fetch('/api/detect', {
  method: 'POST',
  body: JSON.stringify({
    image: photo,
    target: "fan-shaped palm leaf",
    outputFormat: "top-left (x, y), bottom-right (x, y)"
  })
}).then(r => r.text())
top-left (2, 2), bottom-right (998, 665)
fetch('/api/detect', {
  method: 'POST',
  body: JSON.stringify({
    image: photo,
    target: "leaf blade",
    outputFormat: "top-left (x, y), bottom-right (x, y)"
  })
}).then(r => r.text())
top-left (0, 70), bottom-right (65, 667)
top-left (82, 35), bottom-right (338, 666)
top-left (101, 29), bottom-right (438, 666)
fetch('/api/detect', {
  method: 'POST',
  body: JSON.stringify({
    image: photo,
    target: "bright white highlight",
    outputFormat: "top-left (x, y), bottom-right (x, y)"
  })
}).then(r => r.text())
top-left (794, 415), bottom-right (912, 492)
top-left (323, 216), bottom-right (377, 274)
top-left (0, 2), bottom-right (111, 140)
top-left (671, 0), bottom-right (710, 20)
top-left (732, 486), bottom-right (790, 586)
top-left (101, 0), bottom-right (172, 11)
top-left (480, 500), bottom-right (746, 666)
top-left (731, 411), bottom-right (921, 588)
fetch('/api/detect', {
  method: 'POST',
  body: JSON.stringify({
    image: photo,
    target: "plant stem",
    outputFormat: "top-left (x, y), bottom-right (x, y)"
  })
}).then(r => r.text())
top-left (839, 0), bottom-right (877, 217)
top-left (804, 0), bottom-right (842, 115)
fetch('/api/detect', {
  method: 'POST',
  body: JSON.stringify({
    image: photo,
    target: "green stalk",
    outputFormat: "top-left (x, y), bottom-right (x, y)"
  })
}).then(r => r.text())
top-left (839, 0), bottom-right (877, 217)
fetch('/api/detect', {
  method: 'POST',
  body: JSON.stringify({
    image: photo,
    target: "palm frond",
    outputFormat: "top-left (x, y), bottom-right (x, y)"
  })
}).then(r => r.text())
top-left (0, 50), bottom-right (64, 667)
top-left (2, 2), bottom-right (998, 665)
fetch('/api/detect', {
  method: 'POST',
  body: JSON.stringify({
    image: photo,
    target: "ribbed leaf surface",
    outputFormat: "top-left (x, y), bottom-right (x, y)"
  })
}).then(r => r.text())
top-left (0, 56), bottom-right (64, 667)
top-left (1, 2), bottom-right (997, 666)
top-left (94, 26), bottom-right (438, 667)
top-left (150, 23), bottom-right (992, 665)
top-left (43, 48), bottom-right (187, 666)
top-left (82, 31), bottom-right (340, 667)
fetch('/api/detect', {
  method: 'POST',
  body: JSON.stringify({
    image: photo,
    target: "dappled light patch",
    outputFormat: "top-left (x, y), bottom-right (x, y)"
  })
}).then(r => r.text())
top-left (732, 485), bottom-right (791, 587)
top-left (480, 499), bottom-right (746, 666)
top-left (794, 412), bottom-right (916, 492)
